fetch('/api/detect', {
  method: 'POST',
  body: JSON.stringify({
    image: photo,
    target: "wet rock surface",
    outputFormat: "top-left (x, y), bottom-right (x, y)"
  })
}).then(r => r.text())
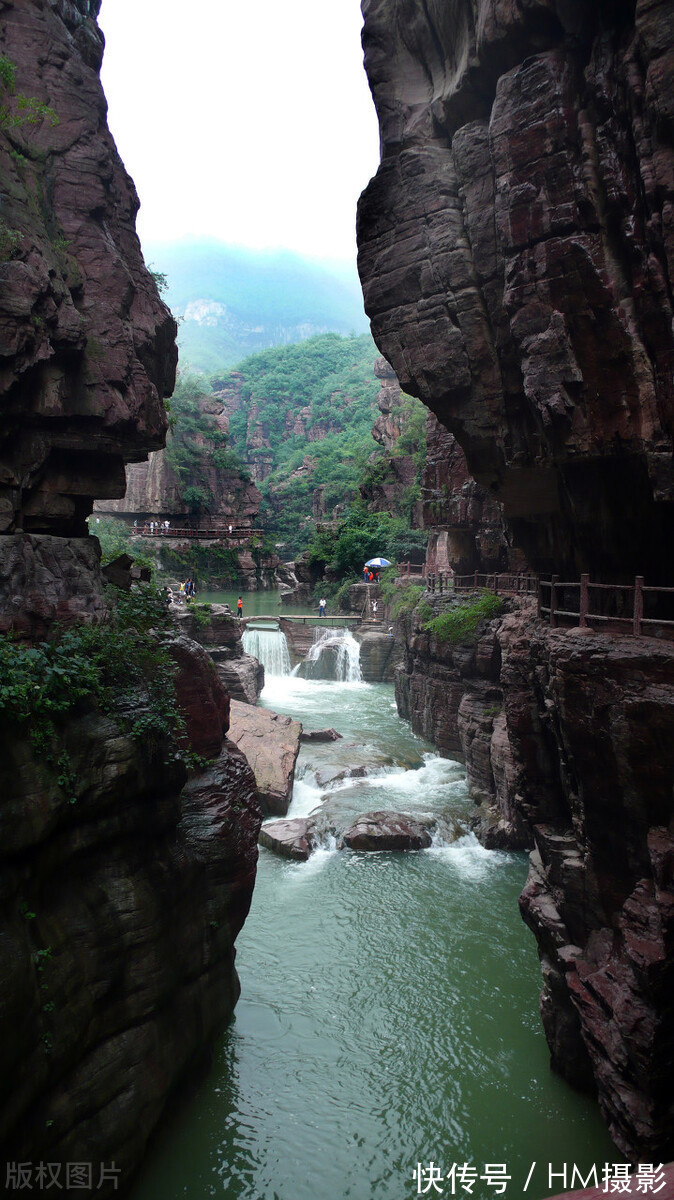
top-left (341, 811), bottom-right (434, 852)
top-left (227, 699), bottom-right (302, 816)
top-left (258, 818), bottom-right (319, 862)
top-left (260, 810), bottom-right (438, 858)
top-left (172, 605), bottom-right (265, 705)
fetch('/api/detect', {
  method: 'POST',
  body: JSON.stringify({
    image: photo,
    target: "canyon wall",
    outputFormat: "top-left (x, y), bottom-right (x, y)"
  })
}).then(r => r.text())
top-left (0, 0), bottom-right (177, 536)
top-left (357, 0), bottom-right (674, 583)
top-left (394, 599), bottom-right (674, 1159)
top-left (0, 631), bottom-right (261, 1194)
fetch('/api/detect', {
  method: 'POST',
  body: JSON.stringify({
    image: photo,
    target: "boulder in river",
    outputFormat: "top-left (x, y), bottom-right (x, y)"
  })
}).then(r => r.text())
top-left (227, 700), bottom-right (302, 816)
top-left (315, 765), bottom-right (369, 789)
top-left (259, 818), bottom-right (318, 862)
top-left (300, 728), bottom-right (343, 743)
top-left (341, 811), bottom-right (434, 852)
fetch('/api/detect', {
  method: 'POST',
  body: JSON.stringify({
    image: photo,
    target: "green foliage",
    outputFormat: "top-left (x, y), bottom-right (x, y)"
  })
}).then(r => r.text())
top-left (0, 586), bottom-right (204, 781)
top-left (164, 371), bottom-right (249, 501)
top-left (182, 485), bottom-right (211, 514)
top-left (90, 516), bottom-right (156, 574)
top-left (216, 333), bottom-right (380, 555)
top-left (159, 542), bottom-right (242, 588)
top-left (423, 594), bottom-right (504, 644)
top-left (0, 55), bottom-right (58, 130)
top-left (0, 218), bottom-right (23, 262)
top-left (378, 576), bottom-right (425, 621)
top-left (306, 506), bottom-right (426, 583)
top-left (148, 265), bottom-right (168, 294)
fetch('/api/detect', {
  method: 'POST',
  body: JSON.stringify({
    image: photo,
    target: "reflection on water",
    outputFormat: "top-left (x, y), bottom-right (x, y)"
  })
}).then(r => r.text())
top-left (128, 598), bottom-right (616, 1200)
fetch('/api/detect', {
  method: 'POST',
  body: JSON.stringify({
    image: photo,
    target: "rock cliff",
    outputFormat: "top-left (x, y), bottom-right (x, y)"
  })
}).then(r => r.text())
top-left (0, 627), bottom-right (261, 1194)
top-left (357, 0), bottom-right (674, 583)
top-left (394, 596), bottom-right (674, 1158)
top-left (0, 0), bottom-right (177, 536)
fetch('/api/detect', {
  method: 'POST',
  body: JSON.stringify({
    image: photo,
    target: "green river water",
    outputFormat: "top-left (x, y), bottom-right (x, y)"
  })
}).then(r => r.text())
top-left (128, 591), bottom-right (616, 1200)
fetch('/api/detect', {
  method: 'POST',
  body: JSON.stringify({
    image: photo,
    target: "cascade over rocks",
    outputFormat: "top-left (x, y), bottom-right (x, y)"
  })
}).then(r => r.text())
top-left (357, 0), bottom-right (674, 583)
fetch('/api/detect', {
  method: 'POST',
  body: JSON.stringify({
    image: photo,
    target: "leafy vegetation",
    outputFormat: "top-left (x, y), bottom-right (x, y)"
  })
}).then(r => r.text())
top-left (422, 594), bottom-right (504, 644)
top-left (216, 333), bottom-right (390, 555)
top-left (0, 55), bottom-right (58, 131)
top-left (165, 371), bottom-right (249, 503)
top-left (378, 576), bottom-right (425, 621)
top-left (0, 586), bottom-right (206, 781)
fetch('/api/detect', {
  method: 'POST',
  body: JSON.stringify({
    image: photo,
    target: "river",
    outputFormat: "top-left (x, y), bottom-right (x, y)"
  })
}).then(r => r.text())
top-left (129, 592), bottom-right (616, 1200)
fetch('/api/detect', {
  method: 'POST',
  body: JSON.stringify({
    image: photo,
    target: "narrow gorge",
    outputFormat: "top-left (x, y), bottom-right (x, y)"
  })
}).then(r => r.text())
top-left (2, 0), bottom-right (674, 1194)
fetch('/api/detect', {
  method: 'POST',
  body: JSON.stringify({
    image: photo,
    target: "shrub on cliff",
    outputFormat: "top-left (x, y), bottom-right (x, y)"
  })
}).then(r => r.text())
top-left (0, 586), bottom-right (202, 784)
top-left (422, 594), bottom-right (504, 644)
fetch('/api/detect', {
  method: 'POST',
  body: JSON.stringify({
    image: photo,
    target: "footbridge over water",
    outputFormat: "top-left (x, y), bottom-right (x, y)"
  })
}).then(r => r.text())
top-left (241, 613), bottom-right (360, 630)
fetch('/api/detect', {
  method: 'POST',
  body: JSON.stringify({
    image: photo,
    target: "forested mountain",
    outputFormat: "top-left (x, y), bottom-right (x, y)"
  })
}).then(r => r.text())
top-left (212, 333), bottom-right (381, 552)
top-left (144, 240), bottom-right (369, 371)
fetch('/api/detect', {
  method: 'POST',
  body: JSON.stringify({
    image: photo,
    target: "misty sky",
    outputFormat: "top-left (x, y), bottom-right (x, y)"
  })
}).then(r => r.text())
top-left (98, 0), bottom-right (381, 264)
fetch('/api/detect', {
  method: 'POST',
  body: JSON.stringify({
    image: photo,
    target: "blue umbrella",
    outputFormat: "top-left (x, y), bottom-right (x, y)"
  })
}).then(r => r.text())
top-left (365, 557), bottom-right (392, 568)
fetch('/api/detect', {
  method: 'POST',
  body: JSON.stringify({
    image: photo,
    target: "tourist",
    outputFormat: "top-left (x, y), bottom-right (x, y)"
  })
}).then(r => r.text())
top-left (362, 566), bottom-right (369, 582)
top-left (150, 520), bottom-right (154, 535)
top-left (372, 600), bottom-right (378, 616)
top-left (237, 595), bottom-right (243, 619)
top-left (319, 597), bottom-right (327, 617)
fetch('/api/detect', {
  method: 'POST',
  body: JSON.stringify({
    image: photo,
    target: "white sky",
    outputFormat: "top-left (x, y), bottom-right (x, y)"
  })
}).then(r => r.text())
top-left (98, 0), bottom-right (381, 263)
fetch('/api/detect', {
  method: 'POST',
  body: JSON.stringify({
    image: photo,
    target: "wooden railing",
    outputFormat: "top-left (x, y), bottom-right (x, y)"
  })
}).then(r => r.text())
top-left (397, 562), bottom-right (427, 578)
top-left (133, 526), bottom-right (261, 541)
top-left (427, 571), bottom-right (538, 596)
top-left (538, 574), bottom-right (674, 637)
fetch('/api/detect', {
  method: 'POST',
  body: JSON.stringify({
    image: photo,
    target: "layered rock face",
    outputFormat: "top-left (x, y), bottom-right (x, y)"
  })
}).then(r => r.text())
top-left (422, 411), bottom-right (525, 575)
top-left (0, 0), bottom-right (177, 536)
top-left (357, 0), bottom-right (674, 583)
top-left (0, 633), bottom-right (261, 1194)
top-left (395, 599), bottom-right (674, 1158)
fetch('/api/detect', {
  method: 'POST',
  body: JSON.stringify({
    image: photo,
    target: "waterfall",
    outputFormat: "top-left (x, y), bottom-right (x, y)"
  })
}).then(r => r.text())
top-left (303, 628), bottom-right (362, 683)
top-left (242, 627), bottom-right (291, 677)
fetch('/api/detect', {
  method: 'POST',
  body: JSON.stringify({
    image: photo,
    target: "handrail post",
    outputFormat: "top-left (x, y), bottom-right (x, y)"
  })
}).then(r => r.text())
top-left (474, 570), bottom-right (479, 590)
top-left (494, 574), bottom-right (498, 595)
top-left (550, 574), bottom-right (559, 628)
top-left (579, 573), bottom-right (589, 629)
top-left (633, 575), bottom-right (644, 636)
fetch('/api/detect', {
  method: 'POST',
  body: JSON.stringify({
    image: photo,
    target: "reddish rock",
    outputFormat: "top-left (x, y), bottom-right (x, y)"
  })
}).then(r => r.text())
top-left (0, 0), bottom-right (177, 537)
top-left (394, 593), bottom-right (674, 1157)
top-left (0, 532), bottom-right (107, 638)
top-left (0, 669), bottom-right (260, 1189)
top-left (341, 811), bottom-right (434, 852)
top-left (300, 727), bottom-right (343, 743)
top-left (258, 818), bottom-right (319, 862)
top-left (227, 699), bottom-right (302, 816)
top-left (357, 0), bottom-right (674, 586)
top-left (167, 635), bottom-right (230, 758)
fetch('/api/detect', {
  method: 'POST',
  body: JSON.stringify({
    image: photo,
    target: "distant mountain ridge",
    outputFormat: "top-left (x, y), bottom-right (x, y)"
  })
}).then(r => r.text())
top-left (143, 239), bottom-right (370, 372)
